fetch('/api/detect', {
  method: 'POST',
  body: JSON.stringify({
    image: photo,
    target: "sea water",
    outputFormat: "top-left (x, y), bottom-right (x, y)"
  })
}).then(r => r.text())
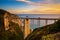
top-left (17, 14), bottom-right (60, 29)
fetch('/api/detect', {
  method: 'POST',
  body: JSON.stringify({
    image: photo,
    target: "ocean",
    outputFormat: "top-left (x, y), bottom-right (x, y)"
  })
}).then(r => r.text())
top-left (17, 14), bottom-right (60, 29)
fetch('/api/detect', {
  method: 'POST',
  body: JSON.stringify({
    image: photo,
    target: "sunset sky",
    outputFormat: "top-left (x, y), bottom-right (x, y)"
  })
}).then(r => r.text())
top-left (0, 0), bottom-right (60, 14)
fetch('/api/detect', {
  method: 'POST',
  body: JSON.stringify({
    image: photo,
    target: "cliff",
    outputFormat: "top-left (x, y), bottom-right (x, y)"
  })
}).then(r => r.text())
top-left (25, 20), bottom-right (60, 40)
top-left (0, 9), bottom-right (24, 40)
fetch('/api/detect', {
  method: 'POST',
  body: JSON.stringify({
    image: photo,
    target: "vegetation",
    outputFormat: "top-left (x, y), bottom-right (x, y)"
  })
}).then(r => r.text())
top-left (0, 9), bottom-right (24, 40)
top-left (25, 20), bottom-right (60, 40)
top-left (0, 21), bottom-right (24, 40)
top-left (9, 21), bottom-right (24, 40)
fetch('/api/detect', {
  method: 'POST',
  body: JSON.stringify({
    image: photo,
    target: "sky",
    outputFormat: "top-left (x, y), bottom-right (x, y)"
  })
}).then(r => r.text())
top-left (0, 0), bottom-right (60, 14)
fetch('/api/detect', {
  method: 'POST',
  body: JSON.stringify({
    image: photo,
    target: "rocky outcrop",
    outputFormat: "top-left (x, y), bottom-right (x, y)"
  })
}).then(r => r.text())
top-left (25, 20), bottom-right (60, 40)
top-left (0, 9), bottom-right (24, 40)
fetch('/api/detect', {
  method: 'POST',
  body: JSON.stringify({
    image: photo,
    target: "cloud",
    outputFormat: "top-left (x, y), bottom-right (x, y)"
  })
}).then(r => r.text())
top-left (16, 0), bottom-right (60, 6)
top-left (7, 5), bottom-right (60, 14)
top-left (16, 0), bottom-right (37, 6)
top-left (8, 0), bottom-right (60, 14)
top-left (16, 0), bottom-right (31, 3)
top-left (16, 0), bottom-right (27, 1)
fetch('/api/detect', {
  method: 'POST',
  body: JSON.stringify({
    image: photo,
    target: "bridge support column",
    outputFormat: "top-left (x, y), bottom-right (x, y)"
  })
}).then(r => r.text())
top-left (45, 20), bottom-right (48, 26)
top-left (37, 20), bottom-right (40, 27)
top-left (24, 18), bottom-right (30, 38)
top-left (31, 19), bottom-right (34, 29)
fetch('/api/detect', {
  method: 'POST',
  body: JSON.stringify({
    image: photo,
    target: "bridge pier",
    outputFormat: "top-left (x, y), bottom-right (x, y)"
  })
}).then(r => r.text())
top-left (31, 19), bottom-right (34, 29)
top-left (24, 18), bottom-right (30, 38)
top-left (45, 20), bottom-right (48, 26)
top-left (37, 20), bottom-right (40, 27)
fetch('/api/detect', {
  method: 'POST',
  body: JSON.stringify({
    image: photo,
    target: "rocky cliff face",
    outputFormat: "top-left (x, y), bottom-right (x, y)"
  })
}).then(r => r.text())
top-left (0, 9), bottom-right (24, 40)
top-left (25, 20), bottom-right (60, 40)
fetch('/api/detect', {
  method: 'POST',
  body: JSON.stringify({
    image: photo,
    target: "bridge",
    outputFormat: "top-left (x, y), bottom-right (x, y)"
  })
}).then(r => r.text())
top-left (20, 16), bottom-right (60, 38)
top-left (4, 15), bottom-right (60, 38)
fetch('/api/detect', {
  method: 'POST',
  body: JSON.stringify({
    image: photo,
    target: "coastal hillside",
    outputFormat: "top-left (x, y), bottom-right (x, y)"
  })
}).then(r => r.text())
top-left (0, 9), bottom-right (24, 40)
top-left (25, 20), bottom-right (60, 40)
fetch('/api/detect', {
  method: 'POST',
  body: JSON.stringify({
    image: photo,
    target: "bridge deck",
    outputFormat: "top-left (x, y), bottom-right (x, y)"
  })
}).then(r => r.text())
top-left (21, 17), bottom-right (60, 20)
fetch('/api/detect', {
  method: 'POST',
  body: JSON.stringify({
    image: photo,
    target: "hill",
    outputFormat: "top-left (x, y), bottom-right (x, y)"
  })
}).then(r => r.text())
top-left (25, 20), bottom-right (60, 40)
top-left (0, 9), bottom-right (24, 40)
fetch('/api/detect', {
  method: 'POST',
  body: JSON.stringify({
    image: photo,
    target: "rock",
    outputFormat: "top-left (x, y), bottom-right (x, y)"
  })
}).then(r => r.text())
top-left (0, 9), bottom-right (24, 40)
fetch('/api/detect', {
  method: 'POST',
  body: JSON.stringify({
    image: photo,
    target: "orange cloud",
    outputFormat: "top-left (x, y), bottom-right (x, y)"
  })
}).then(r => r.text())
top-left (9, 0), bottom-right (59, 14)
top-left (7, 4), bottom-right (60, 14)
